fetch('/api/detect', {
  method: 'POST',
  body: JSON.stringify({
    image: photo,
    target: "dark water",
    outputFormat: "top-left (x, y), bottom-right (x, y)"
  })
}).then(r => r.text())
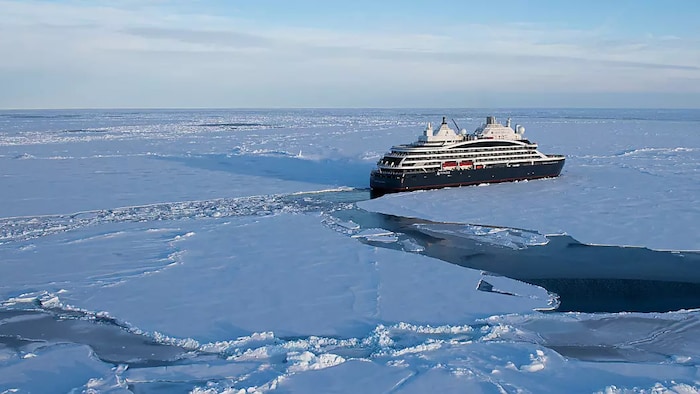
top-left (320, 189), bottom-right (700, 313)
top-left (0, 309), bottom-right (190, 367)
top-left (2, 188), bottom-right (700, 381)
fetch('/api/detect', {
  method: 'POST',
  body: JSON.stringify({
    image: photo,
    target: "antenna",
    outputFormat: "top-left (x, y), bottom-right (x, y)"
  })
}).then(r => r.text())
top-left (451, 118), bottom-right (461, 131)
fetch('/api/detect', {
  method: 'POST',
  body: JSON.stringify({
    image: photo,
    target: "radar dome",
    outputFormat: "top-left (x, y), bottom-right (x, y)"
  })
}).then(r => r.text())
top-left (516, 125), bottom-right (525, 134)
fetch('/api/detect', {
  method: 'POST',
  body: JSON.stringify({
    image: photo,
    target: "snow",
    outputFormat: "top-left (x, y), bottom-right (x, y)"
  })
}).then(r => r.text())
top-left (0, 344), bottom-right (117, 393)
top-left (359, 115), bottom-right (700, 251)
top-left (0, 213), bottom-right (551, 341)
top-left (1, 108), bottom-right (700, 392)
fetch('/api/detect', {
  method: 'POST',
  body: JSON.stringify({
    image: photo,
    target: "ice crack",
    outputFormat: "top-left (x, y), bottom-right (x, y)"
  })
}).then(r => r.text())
top-left (0, 191), bottom-right (355, 244)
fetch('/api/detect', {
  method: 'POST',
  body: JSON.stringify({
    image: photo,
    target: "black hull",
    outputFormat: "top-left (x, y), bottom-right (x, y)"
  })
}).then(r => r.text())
top-left (370, 159), bottom-right (565, 197)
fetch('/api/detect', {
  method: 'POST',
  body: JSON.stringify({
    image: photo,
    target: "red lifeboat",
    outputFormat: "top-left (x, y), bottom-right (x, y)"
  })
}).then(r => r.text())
top-left (459, 160), bottom-right (473, 167)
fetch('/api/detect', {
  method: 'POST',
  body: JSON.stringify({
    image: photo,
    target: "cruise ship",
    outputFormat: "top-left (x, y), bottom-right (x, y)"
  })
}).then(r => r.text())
top-left (370, 116), bottom-right (565, 197)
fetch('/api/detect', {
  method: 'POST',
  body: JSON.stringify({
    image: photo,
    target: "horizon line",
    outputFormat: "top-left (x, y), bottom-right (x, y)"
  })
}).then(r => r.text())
top-left (2, 106), bottom-right (700, 111)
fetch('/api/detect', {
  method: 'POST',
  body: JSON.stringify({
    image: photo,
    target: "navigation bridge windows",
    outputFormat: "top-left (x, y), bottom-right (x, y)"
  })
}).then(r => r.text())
top-left (395, 145), bottom-right (536, 156)
top-left (400, 151), bottom-right (540, 163)
top-left (379, 157), bottom-right (403, 167)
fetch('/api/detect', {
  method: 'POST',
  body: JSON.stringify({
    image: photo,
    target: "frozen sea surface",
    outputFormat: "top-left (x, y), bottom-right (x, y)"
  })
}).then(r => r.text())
top-left (359, 111), bottom-right (700, 251)
top-left (1, 108), bottom-right (700, 393)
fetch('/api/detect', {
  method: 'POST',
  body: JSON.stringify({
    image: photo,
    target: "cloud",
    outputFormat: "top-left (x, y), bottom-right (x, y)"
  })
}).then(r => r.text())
top-left (122, 27), bottom-right (275, 49)
top-left (116, 24), bottom-right (700, 73)
top-left (0, 0), bottom-right (698, 108)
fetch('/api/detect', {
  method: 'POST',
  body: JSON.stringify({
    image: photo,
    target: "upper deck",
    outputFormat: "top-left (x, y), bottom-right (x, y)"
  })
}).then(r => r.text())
top-left (395, 116), bottom-right (531, 151)
top-left (374, 116), bottom-right (563, 173)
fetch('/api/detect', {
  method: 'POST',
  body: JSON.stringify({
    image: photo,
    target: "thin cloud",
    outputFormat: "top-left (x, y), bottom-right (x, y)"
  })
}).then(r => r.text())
top-left (117, 25), bottom-right (700, 72)
top-left (123, 27), bottom-right (275, 49)
top-left (0, 0), bottom-right (698, 108)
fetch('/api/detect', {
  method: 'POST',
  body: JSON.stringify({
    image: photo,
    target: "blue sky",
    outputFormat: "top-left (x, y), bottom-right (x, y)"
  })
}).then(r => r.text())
top-left (1, 0), bottom-right (699, 108)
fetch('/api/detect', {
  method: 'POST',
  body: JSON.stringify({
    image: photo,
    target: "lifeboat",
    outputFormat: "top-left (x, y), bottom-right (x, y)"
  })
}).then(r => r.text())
top-left (459, 160), bottom-right (473, 168)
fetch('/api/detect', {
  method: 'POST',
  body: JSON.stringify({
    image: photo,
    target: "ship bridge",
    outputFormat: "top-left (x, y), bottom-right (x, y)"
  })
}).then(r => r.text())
top-left (476, 116), bottom-right (526, 141)
top-left (418, 117), bottom-right (463, 143)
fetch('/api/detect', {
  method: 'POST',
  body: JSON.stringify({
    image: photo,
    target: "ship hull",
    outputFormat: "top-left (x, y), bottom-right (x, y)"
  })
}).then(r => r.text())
top-left (370, 159), bottom-right (565, 198)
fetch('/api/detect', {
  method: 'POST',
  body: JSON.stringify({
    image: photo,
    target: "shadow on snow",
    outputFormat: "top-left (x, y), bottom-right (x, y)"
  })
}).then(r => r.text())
top-left (154, 153), bottom-right (374, 189)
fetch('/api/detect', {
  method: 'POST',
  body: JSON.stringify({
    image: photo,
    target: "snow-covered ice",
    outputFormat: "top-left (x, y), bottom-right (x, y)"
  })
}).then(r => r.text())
top-left (0, 213), bottom-right (551, 341)
top-left (1, 108), bottom-right (700, 393)
top-left (359, 114), bottom-right (700, 251)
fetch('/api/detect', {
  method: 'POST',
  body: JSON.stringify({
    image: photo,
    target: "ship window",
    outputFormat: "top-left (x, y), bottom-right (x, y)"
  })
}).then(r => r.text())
top-left (383, 157), bottom-right (402, 166)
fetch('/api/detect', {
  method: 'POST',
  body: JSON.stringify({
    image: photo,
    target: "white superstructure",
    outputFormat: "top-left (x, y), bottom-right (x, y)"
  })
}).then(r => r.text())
top-left (377, 116), bottom-right (558, 173)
